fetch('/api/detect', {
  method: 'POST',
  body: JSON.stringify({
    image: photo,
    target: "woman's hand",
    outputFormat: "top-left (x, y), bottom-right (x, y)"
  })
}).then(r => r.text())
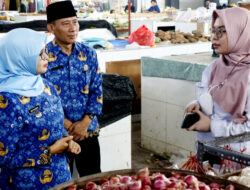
top-left (49, 136), bottom-right (73, 155)
top-left (68, 140), bottom-right (81, 154)
top-left (187, 110), bottom-right (211, 132)
top-left (185, 103), bottom-right (200, 114)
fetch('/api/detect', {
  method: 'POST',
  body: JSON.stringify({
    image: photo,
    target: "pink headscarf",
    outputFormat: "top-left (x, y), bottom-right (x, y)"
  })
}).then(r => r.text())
top-left (209, 7), bottom-right (250, 124)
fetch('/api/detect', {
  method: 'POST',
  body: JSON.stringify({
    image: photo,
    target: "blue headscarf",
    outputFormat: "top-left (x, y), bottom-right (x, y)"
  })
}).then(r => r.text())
top-left (0, 28), bottom-right (47, 97)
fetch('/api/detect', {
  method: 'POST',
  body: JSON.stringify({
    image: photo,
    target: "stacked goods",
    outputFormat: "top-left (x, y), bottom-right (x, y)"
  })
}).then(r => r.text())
top-left (165, 8), bottom-right (178, 19)
top-left (51, 168), bottom-right (250, 190)
top-left (155, 30), bottom-right (211, 44)
top-left (192, 30), bottom-right (210, 42)
top-left (111, 20), bottom-right (129, 29)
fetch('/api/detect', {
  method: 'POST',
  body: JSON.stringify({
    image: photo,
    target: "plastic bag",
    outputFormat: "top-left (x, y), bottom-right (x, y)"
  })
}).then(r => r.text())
top-left (128, 25), bottom-right (155, 46)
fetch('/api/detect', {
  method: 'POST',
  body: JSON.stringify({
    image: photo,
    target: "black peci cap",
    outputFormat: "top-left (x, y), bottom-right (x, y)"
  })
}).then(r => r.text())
top-left (46, 1), bottom-right (77, 23)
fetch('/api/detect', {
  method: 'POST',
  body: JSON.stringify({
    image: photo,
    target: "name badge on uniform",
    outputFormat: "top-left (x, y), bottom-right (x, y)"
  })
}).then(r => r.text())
top-left (28, 105), bottom-right (40, 114)
top-left (28, 105), bottom-right (42, 118)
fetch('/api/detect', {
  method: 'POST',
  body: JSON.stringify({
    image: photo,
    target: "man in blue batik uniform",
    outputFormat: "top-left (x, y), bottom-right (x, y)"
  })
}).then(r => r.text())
top-left (43, 1), bottom-right (103, 177)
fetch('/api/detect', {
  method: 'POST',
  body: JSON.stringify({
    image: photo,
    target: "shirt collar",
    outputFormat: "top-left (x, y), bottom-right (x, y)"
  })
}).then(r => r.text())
top-left (49, 39), bottom-right (81, 56)
top-left (74, 42), bottom-right (81, 53)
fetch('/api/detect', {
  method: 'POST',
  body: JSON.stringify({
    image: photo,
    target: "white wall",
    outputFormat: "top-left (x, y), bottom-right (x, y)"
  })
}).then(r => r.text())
top-left (141, 76), bottom-right (197, 157)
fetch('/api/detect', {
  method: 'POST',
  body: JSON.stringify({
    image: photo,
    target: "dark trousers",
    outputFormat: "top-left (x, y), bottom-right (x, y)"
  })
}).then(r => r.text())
top-left (67, 136), bottom-right (101, 177)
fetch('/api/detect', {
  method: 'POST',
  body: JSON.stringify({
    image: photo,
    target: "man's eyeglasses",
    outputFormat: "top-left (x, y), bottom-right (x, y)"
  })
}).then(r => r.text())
top-left (39, 47), bottom-right (49, 61)
top-left (211, 26), bottom-right (226, 39)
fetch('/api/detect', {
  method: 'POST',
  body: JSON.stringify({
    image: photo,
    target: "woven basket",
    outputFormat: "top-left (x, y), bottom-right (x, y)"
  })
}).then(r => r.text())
top-left (50, 168), bottom-right (249, 190)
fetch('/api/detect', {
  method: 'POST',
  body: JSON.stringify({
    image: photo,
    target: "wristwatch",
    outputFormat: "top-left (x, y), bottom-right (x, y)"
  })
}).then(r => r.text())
top-left (86, 114), bottom-right (95, 120)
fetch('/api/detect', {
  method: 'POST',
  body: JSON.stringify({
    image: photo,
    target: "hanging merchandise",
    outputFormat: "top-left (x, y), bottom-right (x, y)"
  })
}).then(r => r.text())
top-left (0, 0), bottom-right (3, 10)
top-left (9, 0), bottom-right (17, 10)
top-left (28, 0), bottom-right (36, 12)
top-left (16, 0), bottom-right (21, 10)
top-left (4, 0), bottom-right (10, 10)
top-left (20, 0), bottom-right (28, 12)
top-left (37, 0), bottom-right (44, 12)
top-left (43, 0), bottom-right (47, 9)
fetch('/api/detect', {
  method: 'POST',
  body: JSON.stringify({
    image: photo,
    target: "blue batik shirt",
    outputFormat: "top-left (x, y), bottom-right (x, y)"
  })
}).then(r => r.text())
top-left (0, 79), bottom-right (71, 190)
top-left (42, 40), bottom-right (103, 136)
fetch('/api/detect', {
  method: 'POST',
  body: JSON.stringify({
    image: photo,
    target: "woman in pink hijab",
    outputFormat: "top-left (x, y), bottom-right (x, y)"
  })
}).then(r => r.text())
top-left (185, 7), bottom-right (250, 169)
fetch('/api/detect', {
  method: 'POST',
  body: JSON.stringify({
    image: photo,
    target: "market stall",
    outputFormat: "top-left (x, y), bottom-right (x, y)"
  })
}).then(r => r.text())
top-left (97, 42), bottom-right (212, 115)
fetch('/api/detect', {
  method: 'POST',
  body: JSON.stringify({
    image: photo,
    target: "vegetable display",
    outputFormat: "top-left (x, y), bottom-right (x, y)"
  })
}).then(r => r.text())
top-left (155, 30), bottom-right (211, 44)
top-left (65, 168), bottom-right (236, 190)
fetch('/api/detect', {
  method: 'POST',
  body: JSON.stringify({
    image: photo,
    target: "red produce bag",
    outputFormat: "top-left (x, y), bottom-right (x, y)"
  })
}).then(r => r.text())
top-left (128, 25), bottom-right (155, 47)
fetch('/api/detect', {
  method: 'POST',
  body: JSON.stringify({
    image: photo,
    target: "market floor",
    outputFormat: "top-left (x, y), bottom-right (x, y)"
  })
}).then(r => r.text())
top-left (131, 121), bottom-right (161, 169)
top-left (131, 120), bottom-right (186, 170)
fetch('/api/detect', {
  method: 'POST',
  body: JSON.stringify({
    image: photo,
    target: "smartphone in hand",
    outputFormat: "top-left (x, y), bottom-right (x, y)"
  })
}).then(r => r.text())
top-left (181, 113), bottom-right (200, 129)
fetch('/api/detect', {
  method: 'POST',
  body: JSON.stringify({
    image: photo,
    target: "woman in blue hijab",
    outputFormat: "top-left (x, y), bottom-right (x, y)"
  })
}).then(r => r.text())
top-left (0, 28), bottom-right (81, 189)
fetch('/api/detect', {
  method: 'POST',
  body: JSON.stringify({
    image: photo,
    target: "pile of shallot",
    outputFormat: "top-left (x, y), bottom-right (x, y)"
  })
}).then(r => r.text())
top-left (67, 168), bottom-right (236, 190)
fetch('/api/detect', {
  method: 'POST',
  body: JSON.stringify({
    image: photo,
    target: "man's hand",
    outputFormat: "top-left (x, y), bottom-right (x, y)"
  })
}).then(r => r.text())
top-left (187, 110), bottom-right (211, 132)
top-left (68, 115), bottom-right (92, 141)
top-left (49, 136), bottom-right (73, 155)
top-left (68, 140), bottom-right (81, 154)
top-left (64, 118), bottom-right (73, 131)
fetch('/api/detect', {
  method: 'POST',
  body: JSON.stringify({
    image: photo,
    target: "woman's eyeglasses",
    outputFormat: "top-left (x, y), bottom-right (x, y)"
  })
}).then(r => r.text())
top-left (39, 48), bottom-right (49, 61)
top-left (211, 26), bottom-right (226, 39)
